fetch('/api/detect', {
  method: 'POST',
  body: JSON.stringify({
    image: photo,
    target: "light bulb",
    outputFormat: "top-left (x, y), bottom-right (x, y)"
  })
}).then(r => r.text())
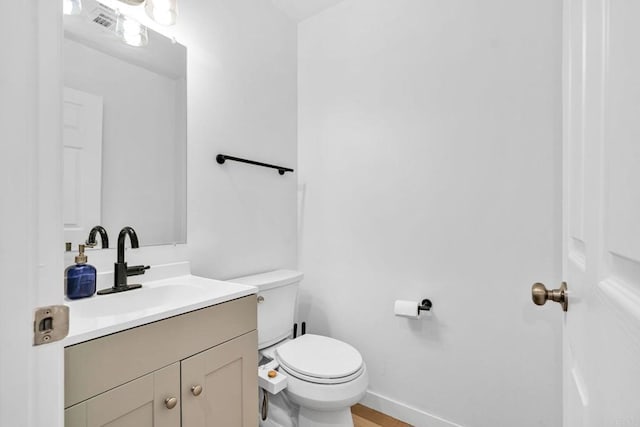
top-left (63, 0), bottom-right (82, 15)
top-left (145, 0), bottom-right (177, 26)
top-left (116, 14), bottom-right (148, 47)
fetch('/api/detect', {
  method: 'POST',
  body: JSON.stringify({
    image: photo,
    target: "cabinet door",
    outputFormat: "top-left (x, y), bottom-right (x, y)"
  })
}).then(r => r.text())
top-left (65, 402), bottom-right (87, 427)
top-left (181, 331), bottom-right (258, 427)
top-left (65, 363), bottom-right (180, 427)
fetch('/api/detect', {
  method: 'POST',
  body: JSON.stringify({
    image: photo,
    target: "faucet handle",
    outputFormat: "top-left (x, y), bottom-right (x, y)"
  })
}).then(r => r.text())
top-left (127, 265), bottom-right (150, 277)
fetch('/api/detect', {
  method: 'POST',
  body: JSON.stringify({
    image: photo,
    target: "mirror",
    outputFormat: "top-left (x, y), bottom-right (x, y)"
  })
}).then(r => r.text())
top-left (63, 0), bottom-right (187, 249)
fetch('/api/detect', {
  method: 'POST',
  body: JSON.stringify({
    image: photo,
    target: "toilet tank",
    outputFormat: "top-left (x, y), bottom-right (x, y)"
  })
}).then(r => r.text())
top-left (228, 270), bottom-right (303, 349)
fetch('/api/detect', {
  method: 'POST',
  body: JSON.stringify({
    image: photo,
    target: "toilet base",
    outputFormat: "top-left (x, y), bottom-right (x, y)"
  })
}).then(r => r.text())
top-left (259, 392), bottom-right (355, 427)
top-left (298, 407), bottom-right (354, 427)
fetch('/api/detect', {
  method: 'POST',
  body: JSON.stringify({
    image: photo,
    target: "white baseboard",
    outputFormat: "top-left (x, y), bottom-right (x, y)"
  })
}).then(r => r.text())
top-left (360, 391), bottom-right (464, 427)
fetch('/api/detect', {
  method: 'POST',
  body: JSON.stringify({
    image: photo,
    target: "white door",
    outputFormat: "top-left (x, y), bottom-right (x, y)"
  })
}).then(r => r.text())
top-left (63, 87), bottom-right (103, 248)
top-left (0, 1), bottom-right (65, 426)
top-left (560, 0), bottom-right (640, 425)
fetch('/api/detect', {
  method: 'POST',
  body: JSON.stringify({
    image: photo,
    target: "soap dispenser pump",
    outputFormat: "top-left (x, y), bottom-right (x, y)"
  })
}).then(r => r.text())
top-left (66, 244), bottom-right (97, 299)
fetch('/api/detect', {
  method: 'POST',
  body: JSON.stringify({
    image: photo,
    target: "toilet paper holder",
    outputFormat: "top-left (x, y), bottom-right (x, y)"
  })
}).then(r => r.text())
top-left (418, 299), bottom-right (433, 312)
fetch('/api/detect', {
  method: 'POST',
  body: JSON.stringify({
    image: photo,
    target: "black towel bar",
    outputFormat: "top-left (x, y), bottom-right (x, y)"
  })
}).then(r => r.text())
top-left (216, 154), bottom-right (294, 175)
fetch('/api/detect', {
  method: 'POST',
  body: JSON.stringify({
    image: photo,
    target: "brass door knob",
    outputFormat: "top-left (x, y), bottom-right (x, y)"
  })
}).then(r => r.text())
top-left (531, 282), bottom-right (568, 312)
top-left (191, 385), bottom-right (203, 396)
top-left (164, 397), bottom-right (178, 409)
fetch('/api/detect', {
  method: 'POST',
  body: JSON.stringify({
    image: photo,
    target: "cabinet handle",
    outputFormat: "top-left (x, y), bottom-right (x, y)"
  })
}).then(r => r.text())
top-left (191, 385), bottom-right (203, 396)
top-left (164, 397), bottom-right (178, 409)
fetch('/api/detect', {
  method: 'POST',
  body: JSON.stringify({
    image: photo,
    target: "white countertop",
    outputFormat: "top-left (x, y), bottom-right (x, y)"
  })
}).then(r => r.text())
top-left (64, 270), bottom-right (257, 346)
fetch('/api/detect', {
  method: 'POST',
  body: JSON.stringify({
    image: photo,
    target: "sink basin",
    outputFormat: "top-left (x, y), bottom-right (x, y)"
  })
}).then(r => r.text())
top-left (64, 274), bottom-right (257, 346)
top-left (71, 283), bottom-right (208, 319)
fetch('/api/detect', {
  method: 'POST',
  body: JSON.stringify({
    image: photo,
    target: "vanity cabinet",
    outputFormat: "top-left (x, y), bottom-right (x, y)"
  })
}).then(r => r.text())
top-left (64, 363), bottom-right (180, 427)
top-left (181, 331), bottom-right (257, 427)
top-left (64, 296), bottom-right (257, 427)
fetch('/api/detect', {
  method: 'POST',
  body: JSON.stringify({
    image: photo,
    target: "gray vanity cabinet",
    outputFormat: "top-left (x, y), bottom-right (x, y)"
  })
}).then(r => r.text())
top-left (65, 363), bottom-right (180, 427)
top-left (181, 331), bottom-right (258, 427)
top-left (64, 296), bottom-right (257, 427)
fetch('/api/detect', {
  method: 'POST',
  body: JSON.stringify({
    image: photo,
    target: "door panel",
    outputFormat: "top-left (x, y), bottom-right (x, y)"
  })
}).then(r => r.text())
top-left (65, 403), bottom-right (87, 427)
top-left (566, 0), bottom-right (586, 246)
top-left (596, 0), bottom-right (640, 424)
top-left (181, 331), bottom-right (258, 427)
top-left (87, 374), bottom-right (154, 427)
top-left (204, 358), bottom-right (243, 425)
top-left (101, 403), bottom-right (153, 427)
top-left (65, 363), bottom-right (180, 427)
top-left (563, 0), bottom-right (640, 425)
top-left (606, 0), bottom-right (640, 262)
top-left (63, 87), bottom-right (103, 247)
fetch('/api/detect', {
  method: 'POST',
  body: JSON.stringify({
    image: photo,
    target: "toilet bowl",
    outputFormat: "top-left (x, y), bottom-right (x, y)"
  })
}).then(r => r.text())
top-left (229, 270), bottom-right (368, 427)
top-left (274, 334), bottom-right (368, 426)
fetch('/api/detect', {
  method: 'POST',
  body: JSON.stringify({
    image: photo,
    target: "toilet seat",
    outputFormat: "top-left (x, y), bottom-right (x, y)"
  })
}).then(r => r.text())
top-left (275, 334), bottom-right (364, 385)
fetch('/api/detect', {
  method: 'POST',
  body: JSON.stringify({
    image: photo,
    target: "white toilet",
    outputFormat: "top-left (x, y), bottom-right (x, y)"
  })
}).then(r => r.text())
top-left (230, 270), bottom-right (368, 427)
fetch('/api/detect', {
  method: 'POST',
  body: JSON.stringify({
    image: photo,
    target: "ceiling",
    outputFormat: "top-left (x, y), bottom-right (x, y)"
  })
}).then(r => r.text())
top-left (270, 0), bottom-right (347, 22)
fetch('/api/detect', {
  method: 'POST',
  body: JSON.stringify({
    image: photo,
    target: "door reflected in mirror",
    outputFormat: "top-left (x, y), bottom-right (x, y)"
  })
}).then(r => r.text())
top-left (63, 0), bottom-right (187, 248)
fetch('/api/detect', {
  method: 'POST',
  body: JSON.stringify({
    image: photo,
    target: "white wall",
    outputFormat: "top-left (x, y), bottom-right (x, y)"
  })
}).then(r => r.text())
top-left (180, 0), bottom-right (298, 279)
top-left (298, 1), bottom-right (562, 426)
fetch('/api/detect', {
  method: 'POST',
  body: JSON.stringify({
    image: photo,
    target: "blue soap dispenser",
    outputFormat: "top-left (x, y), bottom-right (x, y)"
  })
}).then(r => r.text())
top-left (66, 244), bottom-right (97, 299)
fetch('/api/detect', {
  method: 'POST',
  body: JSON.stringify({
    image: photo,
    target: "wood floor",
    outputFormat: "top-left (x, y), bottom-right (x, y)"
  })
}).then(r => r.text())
top-left (351, 404), bottom-right (412, 427)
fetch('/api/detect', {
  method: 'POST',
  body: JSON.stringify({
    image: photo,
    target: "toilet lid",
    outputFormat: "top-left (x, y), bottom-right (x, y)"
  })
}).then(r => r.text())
top-left (275, 334), bottom-right (363, 382)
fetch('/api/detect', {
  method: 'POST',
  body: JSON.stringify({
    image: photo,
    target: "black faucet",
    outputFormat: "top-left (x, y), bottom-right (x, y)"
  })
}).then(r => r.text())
top-left (85, 225), bottom-right (109, 249)
top-left (97, 226), bottom-right (149, 295)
